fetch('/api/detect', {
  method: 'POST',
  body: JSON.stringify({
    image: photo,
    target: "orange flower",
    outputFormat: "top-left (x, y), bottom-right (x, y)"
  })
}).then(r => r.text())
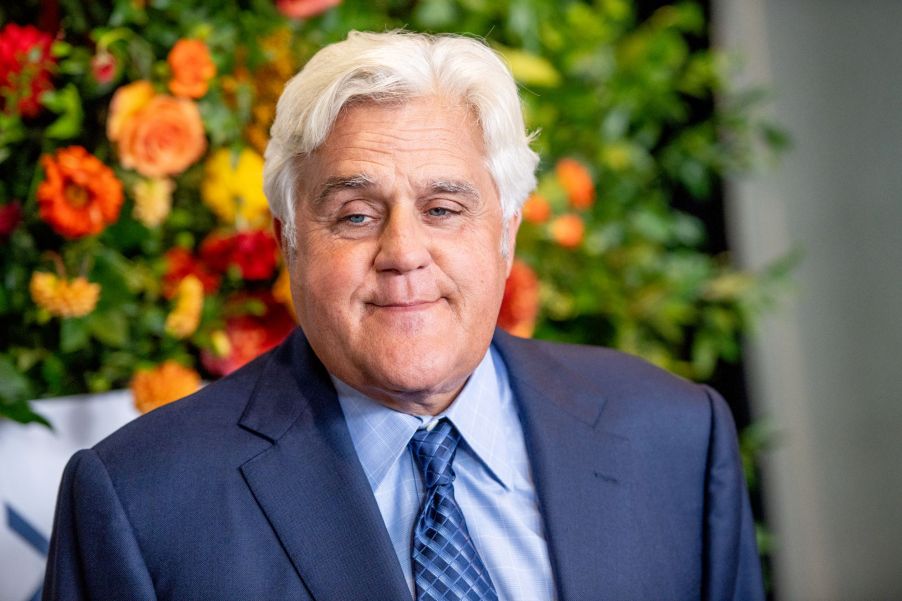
top-left (165, 274), bottom-right (204, 339)
top-left (555, 158), bottom-right (595, 210)
top-left (108, 86), bottom-right (206, 177)
top-left (522, 193), bottom-right (551, 224)
top-left (29, 272), bottom-right (100, 318)
top-left (497, 260), bottom-right (540, 338)
top-left (167, 39), bottom-right (216, 99)
top-left (106, 80), bottom-right (155, 142)
top-left (37, 146), bottom-right (124, 238)
top-left (550, 214), bottom-right (585, 248)
top-left (131, 361), bottom-right (201, 414)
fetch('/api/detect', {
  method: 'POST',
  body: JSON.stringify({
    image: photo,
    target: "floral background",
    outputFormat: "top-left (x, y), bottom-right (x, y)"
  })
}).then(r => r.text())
top-left (0, 0), bottom-right (787, 428)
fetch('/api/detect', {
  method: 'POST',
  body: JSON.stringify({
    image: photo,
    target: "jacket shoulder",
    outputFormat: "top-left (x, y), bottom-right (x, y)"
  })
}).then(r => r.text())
top-left (92, 349), bottom-right (274, 472)
top-left (494, 332), bottom-right (721, 442)
top-left (500, 333), bottom-right (707, 403)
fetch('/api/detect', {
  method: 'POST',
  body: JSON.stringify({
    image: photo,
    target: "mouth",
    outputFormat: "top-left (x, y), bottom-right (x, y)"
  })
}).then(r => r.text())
top-left (367, 298), bottom-right (443, 312)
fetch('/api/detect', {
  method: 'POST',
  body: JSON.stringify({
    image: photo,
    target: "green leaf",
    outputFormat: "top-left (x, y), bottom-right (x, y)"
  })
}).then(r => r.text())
top-left (41, 354), bottom-right (66, 391)
top-left (60, 318), bottom-right (90, 353)
top-left (690, 333), bottom-right (718, 380)
top-left (51, 40), bottom-right (73, 58)
top-left (88, 311), bottom-right (129, 348)
top-left (0, 401), bottom-right (52, 428)
top-left (41, 84), bottom-right (84, 140)
top-left (495, 46), bottom-right (562, 87)
top-left (413, 0), bottom-right (457, 28)
top-left (0, 355), bottom-right (34, 403)
top-left (0, 113), bottom-right (27, 150)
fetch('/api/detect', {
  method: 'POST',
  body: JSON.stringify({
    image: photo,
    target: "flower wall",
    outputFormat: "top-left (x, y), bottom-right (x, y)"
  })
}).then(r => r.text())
top-left (0, 0), bottom-right (786, 425)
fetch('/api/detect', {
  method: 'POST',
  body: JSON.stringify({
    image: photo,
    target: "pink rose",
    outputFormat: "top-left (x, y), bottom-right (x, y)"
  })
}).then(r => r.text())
top-left (276, 0), bottom-right (341, 19)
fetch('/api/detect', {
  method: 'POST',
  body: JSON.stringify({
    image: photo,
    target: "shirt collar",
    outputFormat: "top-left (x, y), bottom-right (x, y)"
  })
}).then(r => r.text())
top-left (333, 347), bottom-right (515, 492)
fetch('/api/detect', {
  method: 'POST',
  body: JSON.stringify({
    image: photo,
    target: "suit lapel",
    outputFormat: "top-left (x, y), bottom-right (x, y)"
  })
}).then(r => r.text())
top-left (238, 331), bottom-right (411, 601)
top-left (493, 331), bottom-right (643, 601)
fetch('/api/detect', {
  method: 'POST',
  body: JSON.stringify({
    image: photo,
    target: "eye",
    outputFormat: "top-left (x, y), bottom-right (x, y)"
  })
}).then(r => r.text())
top-left (344, 214), bottom-right (370, 224)
top-left (426, 207), bottom-right (453, 217)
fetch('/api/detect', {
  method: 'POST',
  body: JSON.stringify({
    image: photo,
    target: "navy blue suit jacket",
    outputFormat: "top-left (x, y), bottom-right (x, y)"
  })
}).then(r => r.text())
top-left (43, 328), bottom-right (764, 600)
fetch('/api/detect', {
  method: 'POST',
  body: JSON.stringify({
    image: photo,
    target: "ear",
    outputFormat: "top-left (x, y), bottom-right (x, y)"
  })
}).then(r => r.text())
top-left (273, 217), bottom-right (287, 256)
top-left (504, 211), bottom-right (523, 277)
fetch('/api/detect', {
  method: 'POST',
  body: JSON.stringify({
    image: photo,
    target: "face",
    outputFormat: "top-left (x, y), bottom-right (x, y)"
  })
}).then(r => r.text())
top-left (277, 97), bottom-right (520, 413)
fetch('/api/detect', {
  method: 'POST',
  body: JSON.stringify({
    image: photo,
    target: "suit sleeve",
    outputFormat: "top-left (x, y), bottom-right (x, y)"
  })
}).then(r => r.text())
top-left (43, 449), bottom-right (157, 601)
top-left (702, 387), bottom-right (765, 601)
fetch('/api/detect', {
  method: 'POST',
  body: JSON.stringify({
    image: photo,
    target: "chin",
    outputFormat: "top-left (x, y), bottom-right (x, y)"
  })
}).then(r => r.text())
top-left (363, 345), bottom-right (467, 397)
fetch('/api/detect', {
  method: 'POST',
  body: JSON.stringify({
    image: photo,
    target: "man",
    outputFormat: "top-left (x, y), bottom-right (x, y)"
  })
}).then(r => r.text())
top-left (43, 31), bottom-right (764, 600)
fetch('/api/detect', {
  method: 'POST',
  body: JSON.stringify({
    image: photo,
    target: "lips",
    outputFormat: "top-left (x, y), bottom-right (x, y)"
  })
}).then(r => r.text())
top-left (369, 298), bottom-right (440, 309)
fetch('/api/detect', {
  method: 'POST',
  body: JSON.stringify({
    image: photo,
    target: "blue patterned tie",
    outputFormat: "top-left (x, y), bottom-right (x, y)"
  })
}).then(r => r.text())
top-left (409, 419), bottom-right (499, 601)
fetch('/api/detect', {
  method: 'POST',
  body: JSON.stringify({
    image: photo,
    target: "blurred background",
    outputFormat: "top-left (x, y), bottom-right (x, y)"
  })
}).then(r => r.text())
top-left (716, 1), bottom-right (902, 599)
top-left (1, 1), bottom-right (900, 599)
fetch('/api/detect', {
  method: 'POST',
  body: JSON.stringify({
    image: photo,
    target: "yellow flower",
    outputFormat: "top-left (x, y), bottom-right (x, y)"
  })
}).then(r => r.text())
top-left (210, 329), bottom-right (232, 358)
top-left (132, 177), bottom-right (174, 227)
top-left (131, 361), bottom-right (201, 414)
top-left (201, 148), bottom-right (270, 228)
top-left (272, 266), bottom-right (295, 317)
top-left (165, 274), bottom-right (203, 339)
top-left (244, 28), bottom-right (297, 153)
top-left (30, 272), bottom-right (100, 318)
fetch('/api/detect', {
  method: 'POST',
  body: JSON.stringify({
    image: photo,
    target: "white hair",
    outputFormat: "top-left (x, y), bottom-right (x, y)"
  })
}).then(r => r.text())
top-left (263, 30), bottom-right (539, 250)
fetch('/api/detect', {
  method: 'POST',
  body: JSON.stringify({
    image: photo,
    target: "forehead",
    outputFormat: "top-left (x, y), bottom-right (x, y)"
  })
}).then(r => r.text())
top-left (307, 97), bottom-right (489, 178)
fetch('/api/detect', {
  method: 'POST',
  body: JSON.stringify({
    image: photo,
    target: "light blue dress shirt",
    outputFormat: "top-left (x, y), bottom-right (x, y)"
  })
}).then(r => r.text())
top-left (332, 346), bottom-right (556, 601)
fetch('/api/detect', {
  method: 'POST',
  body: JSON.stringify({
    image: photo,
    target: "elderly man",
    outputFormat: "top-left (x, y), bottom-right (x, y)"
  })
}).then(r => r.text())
top-left (43, 31), bottom-right (764, 601)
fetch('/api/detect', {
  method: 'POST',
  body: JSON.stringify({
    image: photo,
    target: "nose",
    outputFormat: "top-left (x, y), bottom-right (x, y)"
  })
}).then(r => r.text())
top-left (373, 207), bottom-right (432, 274)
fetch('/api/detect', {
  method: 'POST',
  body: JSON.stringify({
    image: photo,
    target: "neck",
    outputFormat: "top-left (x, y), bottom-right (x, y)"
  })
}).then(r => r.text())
top-left (357, 382), bottom-right (466, 416)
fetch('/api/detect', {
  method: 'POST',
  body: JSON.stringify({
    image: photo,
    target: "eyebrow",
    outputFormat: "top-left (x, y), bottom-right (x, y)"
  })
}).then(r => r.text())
top-left (311, 175), bottom-right (481, 205)
top-left (312, 174), bottom-right (375, 205)
top-left (427, 180), bottom-right (481, 201)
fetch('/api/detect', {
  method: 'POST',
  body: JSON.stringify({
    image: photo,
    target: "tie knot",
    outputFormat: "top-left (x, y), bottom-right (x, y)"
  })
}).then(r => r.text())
top-left (409, 418), bottom-right (460, 489)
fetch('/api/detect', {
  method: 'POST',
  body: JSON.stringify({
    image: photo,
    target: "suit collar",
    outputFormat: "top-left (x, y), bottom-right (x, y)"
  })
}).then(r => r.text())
top-left (492, 329), bottom-right (641, 600)
top-left (238, 328), bottom-right (645, 600)
top-left (491, 329), bottom-right (606, 428)
top-left (238, 329), bottom-right (411, 601)
top-left (334, 346), bottom-right (516, 492)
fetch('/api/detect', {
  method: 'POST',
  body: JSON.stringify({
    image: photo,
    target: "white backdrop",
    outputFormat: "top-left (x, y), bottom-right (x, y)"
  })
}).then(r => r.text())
top-left (0, 392), bottom-right (139, 601)
top-left (715, 1), bottom-right (902, 599)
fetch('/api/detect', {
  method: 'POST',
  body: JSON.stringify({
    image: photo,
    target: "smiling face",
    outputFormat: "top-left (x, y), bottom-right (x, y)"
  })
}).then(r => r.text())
top-left (277, 97), bottom-right (520, 414)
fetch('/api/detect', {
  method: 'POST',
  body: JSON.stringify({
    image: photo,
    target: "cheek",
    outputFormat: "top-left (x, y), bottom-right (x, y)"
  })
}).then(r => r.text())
top-left (444, 243), bottom-right (508, 306)
top-left (294, 242), bottom-right (372, 310)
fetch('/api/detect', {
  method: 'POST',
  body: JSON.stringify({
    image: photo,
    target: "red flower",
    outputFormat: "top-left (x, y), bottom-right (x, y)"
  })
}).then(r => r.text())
top-left (232, 230), bottom-right (279, 280)
top-left (163, 247), bottom-right (221, 298)
top-left (0, 23), bottom-right (55, 117)
top-left (497, 259), bottom-right (540, 338)
top-left (276, 0), bottom-right (341, 19)
top-left (0, 201), bottom-right (22, 239)
top-left (198, 233), bottom-right (233, 273)
top-left (90, 50), bottom-right (117, 85)
top-left (201, 292), bottom-right (295, 376)
top-left (200, 229), bottom-right (279, 281)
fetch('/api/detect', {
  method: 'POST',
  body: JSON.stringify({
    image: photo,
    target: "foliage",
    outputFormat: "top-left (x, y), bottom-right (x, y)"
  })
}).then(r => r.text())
top-left (0, 0), bottom-right (787, 426)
